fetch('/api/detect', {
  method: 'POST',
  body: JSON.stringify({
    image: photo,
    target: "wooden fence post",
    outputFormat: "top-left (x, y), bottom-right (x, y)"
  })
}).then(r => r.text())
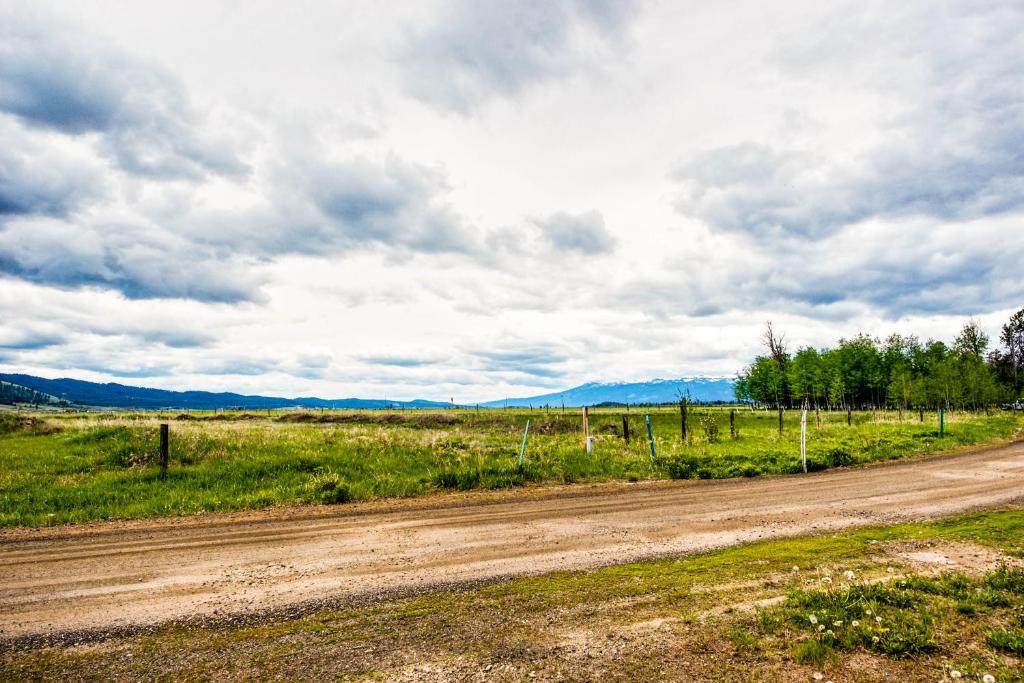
top-left (778, 406), bottom-right (784, 435)
top-left (622, 415), bottom-right (630, 444)
top-left (679, 399), bottom-right (688, 441)
top-left (729, 409), bottom-right (736, 439)
top-left (159, 423), bottom-right (169, 475)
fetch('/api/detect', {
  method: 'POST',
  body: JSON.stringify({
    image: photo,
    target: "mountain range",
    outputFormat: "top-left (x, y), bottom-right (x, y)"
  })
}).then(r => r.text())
top-left (0, 373), bottom-right (736, 410)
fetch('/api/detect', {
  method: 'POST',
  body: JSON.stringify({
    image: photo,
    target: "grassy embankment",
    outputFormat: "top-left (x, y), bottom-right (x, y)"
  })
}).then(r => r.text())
top-left (4, 507), bottom-right (1023, 680)
top-left (0, 408), bottom-right (1021, 527)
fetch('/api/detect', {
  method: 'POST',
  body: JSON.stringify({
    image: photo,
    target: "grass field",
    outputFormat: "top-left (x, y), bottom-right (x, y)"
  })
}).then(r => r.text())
top-left (1, 407), bottom-right (1021, 527)
top-left (5, 506), bottom-right (1022, 681)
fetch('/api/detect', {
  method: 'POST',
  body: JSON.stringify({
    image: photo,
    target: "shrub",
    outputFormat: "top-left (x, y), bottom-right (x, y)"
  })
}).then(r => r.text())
top-left (304, 470), bottom-right (352, 504)
top-left (700, 413), bottom-right (720, 443)
top-left (662, 455), bottom-right (701, 479)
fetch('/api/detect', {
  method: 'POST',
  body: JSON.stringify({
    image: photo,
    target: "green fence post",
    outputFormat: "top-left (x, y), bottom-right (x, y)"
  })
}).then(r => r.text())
top-left (518, 419), bottom-right (531, 467)
top-left (645, 414), bottom-right (656, 460)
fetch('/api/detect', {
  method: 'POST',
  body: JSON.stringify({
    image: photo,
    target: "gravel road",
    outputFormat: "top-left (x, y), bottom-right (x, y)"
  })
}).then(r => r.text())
top-left (2, 442), bottom-right (1022, 644)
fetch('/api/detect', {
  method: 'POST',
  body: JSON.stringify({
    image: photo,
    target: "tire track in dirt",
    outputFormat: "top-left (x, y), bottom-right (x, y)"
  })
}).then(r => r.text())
top-left (1, 442), bottom-right (1022, 642)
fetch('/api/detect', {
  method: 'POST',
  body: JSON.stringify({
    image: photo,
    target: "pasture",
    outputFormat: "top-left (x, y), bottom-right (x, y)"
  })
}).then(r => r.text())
top-left (1, 407), bottom-right (1021, 527)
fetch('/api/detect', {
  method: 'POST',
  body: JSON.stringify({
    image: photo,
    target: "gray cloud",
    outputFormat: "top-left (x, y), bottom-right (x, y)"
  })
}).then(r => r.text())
top-left (281, 155), bottom-right (478, 254)
top-left (472, 349), bottom-right (569, 379)
top-left (0, 216), bottom-right (267, 303)
top-left (0, 121), bottom-right (107, 216)
top-left (671, 3), bottom-right (1024, 239)
top-left (0, 12), bottom-right (247, 179)
top-left (399, 0), bottom-right (639, 112)
top-left (535, 210), bottom-right (615, 254)
top-left (362, 355), bottom-right (443, 368)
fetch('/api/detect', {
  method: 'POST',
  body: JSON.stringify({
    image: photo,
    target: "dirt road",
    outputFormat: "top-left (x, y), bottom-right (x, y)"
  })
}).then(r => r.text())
top-left (2, 443), bottom-right (1023, 643)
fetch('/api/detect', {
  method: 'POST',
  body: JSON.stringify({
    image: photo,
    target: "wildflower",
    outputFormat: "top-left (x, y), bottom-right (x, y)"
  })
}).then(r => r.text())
top-left (818, 624), bottom-right (825, 632)
top-left (872, 636), bottom-right (879, 644)
top-left (812, 674), bottom-right (824, 681)
top-left (833, 621), bottom-right (842, 627)
top-left (875, 616), bottom-right (882, 623)
top-left (809, 614), bottom-right (818, 625)
top-left (886, 566), bottom-right (894, 573)
top-left (843, 570), bottom-right (855, 580)
top-left (983, 675), bottom-right (995, 683)
top-left (792, 565), bottom-right (800, 572)
top-left (851, 620), bottom-right (859, 627)
top-left (821, 576), bottom-right (832, 583)
top-left (826, 629), bottom-right (834, 636)
top-left (864, 609), bottom-right (872, 616)
top-left (949, 672), bottom-right (961, 680)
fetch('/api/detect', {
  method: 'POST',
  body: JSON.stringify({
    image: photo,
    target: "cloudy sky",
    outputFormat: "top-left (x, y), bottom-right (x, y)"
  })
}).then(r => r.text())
top-left (1, 0), bottom-right (1022, 402)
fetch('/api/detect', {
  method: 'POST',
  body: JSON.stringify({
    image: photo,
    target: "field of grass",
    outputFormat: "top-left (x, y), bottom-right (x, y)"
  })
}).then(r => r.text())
top-left (0, 407), bottom-right (1021, 527)
top-left (5, 506), bottom-right (1022, 681)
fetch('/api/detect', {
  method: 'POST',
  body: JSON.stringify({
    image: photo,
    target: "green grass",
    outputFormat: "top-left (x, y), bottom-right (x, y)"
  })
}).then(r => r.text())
top-left (4, 507), bottom-right (1022, 681)
top-left (0, 407), bottom-right (1020, 527)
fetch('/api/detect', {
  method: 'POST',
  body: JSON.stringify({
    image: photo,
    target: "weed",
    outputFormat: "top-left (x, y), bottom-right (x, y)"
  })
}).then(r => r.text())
top-left (986, 627), bottom-right (1024, 656)
top-left (793, 638), bottom-right (835, 666)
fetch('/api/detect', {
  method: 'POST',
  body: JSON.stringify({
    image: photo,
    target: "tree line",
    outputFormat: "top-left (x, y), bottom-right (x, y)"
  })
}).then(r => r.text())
top-left (733, 307), bottom-right (1024, 410)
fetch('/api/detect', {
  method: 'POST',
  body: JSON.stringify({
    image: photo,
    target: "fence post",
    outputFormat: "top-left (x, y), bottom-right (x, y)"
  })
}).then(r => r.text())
top-left (778, 406), bottom-right (784, 435)
top-left (679, 399), bottom-right (688, 441)
top-left (518, 419), bottom-right (531, 467)
top-left (847, 406), bottom-right (852, 426)
top-left (159, 423), bottom-right (169, 475)
top-left (939, 408), bottom-right (945, 437)
top-left (800, 410), bottom-right (807, 473)
top-left (622, 415), bottom-right (630, 444)
top-left (919, 407), bottom-right (924, 422)
top-left (645, 414), bottom-right (656, 460)
top-left (582, 406), bottom-right (590, 452)
top-left (729, 409), bottom-right (736, 439)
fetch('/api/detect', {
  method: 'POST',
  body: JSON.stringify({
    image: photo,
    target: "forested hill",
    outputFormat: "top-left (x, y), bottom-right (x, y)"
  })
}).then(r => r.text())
top-left (0, 380), bottom-right (69, 407)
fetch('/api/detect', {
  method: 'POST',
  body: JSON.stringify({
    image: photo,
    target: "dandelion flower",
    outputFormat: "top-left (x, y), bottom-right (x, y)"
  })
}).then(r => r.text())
top-left (821, 576), bottom-right (833, 583)
top-left (851, 620), bottom-right (859, 627)
top-left (812, 673), bottom-right (823, 681)
top-left (792, 566), bottom-right (800, 572)
top-left (826, 629), bottom-right (834, 635)
top-left (886, 566), bottom-right (894, 573)
top-left (833, 621), bottom-right (842, 627)
top-left (875, 616), bottom-right (882, 623)
top-left (865, 609), bottom-right (872, 616)
top-left (818, 624), bottom-right (825, 632)
top-left (809, 614), bottom-right (818, 625)
top-left (983, 675), bottom-right (995, 683)
top-left (949, 672), bottom-right (961, 680)
top-left (843, 570), bottom-right (855, 580)
top-left (872, 636), bottom-right (880, 644)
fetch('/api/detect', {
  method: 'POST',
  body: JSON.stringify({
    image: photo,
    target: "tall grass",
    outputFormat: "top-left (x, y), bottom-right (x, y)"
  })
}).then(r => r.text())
top-left (0, 407), bottom-right (1019, 527)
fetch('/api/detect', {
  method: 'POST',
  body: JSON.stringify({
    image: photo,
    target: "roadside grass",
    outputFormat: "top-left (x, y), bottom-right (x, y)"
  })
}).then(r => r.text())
top-left (0, 408), bottom-right (1020, 527)
top-left (3, 507), bottom-right (1022, 681)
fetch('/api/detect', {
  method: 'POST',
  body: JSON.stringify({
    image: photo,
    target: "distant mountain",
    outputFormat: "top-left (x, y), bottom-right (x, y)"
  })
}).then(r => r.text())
top-left (0, 373), bottom-right (736, 411)
top-left (479, 378), bottom-right (736, 408)
top-left (0, 374), bottom-right (452, 410)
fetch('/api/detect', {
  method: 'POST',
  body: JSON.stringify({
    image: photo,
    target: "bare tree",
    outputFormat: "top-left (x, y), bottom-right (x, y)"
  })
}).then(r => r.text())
top-left (762, 321), bottom-right (789, 371)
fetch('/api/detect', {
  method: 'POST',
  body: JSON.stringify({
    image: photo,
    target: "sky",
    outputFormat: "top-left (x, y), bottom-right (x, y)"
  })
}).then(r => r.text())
top-left (1, 0), bottom-right (1022, 403)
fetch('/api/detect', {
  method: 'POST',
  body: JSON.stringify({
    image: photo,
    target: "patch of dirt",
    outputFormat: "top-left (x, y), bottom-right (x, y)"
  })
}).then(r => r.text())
top-left (878, 539), bottom-right (1022, 574)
